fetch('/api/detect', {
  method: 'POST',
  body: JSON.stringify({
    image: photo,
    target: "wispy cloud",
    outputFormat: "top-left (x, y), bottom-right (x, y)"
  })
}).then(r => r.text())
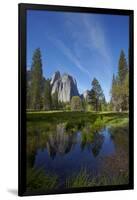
top-left (63, 14), bottom-right (113, 101)
top-left (64, 13), bottom-right (113, 76)
top-left (48, 36), bottom-right (91, 77)
top-left (83, 15), bottom-right (112, 68)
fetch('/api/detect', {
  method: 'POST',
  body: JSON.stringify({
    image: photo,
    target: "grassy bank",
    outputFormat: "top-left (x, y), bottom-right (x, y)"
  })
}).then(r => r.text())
top-left (27, 165), bottom-right (128, 192)
top-left (27, 111), bottom-right (128, 131)
top-left (27, 168), bottom-right (58, 193)
top-left (66, 169), bottom-right (128, 188)
top-left (27, 111), bottom-right (128, 123)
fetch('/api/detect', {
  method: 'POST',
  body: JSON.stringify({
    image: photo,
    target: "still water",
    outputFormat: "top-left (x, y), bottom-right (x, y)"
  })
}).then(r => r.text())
top-left (27, 121), bottom-right (128, 186)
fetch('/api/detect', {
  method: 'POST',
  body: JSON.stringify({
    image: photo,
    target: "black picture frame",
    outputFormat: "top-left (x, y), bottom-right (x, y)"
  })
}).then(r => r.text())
top-left (18, 3), bottom-right (134, 196)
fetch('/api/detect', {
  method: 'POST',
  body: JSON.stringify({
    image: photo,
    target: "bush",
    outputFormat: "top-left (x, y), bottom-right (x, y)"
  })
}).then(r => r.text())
top-left (71, 96), bottom-right (82, 111)
top-left (65, 104), bottom-right (71, 111)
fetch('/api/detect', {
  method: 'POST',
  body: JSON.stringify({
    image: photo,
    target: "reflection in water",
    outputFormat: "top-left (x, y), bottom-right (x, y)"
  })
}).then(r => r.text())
top-left (27, 121), bottom-right (128, 187)
top-left (46, 123), bottom-right (76, 159)
top-left (103, 125), bottom-right (129, 177)
top-left (39, 123), bottom-right (105, 159)
top-left (91, 133), bottom-right (104, 157)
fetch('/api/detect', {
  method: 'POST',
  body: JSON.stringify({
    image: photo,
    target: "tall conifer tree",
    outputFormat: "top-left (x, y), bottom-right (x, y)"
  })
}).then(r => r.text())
top-left (118, 50), bottom-right (128, 84)
top-left (30, 48), bottom-right (43, 110)
top-left (52, 91), bottom-right (59, 110)
top-left (43, 79), bottom-right (52, 110)
top-left (110, 50), bottom-right (129, 111)
top-left (89, 78), bottom-right (105, 111)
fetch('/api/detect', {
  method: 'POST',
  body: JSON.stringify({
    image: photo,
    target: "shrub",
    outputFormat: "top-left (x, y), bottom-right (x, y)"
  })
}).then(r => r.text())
top-left (71, 96), bottom-right (82, 111)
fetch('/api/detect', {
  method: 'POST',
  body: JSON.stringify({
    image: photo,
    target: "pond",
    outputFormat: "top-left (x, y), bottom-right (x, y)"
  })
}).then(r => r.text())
top-left (27, 118), bottom-right (129, 190)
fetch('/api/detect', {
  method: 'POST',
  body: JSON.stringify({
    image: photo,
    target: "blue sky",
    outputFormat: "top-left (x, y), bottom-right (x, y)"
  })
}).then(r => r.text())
top-left (27, 10), bottom-right (129, 102)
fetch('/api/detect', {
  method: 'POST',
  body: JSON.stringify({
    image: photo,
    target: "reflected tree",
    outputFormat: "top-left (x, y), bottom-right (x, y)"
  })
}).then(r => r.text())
top-left (91, 133), bottom-right (104, 157)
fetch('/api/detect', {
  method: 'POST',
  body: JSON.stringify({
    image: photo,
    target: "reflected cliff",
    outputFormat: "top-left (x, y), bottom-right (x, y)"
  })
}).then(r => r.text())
top-left (27, 117), bottom-right (129, 188)
top-left (46, 123), bottom-right (77, 159)
top-left (27, 121), bottom-right (108, 166)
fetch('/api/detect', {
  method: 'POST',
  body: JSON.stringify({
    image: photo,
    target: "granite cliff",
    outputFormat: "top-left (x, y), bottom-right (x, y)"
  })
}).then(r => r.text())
top-left (51, 71), bottom-right (79, 102)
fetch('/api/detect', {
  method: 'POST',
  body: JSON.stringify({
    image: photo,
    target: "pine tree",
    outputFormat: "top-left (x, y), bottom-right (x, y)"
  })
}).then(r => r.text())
top-left (122, 72), bottom-right (129, 110)
top-left (43, 79), bottom-right (52, 110)
top-left (110, 50), bottom-right (129, 111)
top-left (118, 50), bottom-right (129, 110)
top-left (52, 91), bottom-right (58, 110)
top-left (89, 78), bottom-right (105, 111)
top-left (110, 74), bottom-right (117, 111)
top-left (118, 50), bottom-right (128, 84)
top-left (30, 48), bottom-right (43, 110)
top-left (89, 88), bottom-right (97, 111)
top-left (26, 70), bottom-right (32, 109)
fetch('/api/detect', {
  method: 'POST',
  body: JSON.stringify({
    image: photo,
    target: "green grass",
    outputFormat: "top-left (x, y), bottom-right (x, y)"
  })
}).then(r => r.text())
top-left (104, 117), bottom-right (128, 127)
top-left (66, 168), bottom-right (128, 188)
top-left (27, 168), bottom-right (58, 192)
top-left (27, 111), bottom-right (128, 128)
top-left (66, 168), bottom-right (93, 188)
top-left (27, 166), bottom-right (128, 191)
top-left (27, 112), bottom-right (128, 141)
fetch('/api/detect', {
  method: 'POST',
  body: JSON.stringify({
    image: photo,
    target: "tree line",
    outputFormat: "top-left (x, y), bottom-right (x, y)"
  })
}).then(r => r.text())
top-left (110, 50), bottom-right (129, 111)
top-left (27, 48), bottom-right (129, 112)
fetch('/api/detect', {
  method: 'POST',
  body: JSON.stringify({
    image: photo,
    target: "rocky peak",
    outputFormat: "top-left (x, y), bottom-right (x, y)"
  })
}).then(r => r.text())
top-left (51, 71), bottom-right (61, 86)
top-left (51, 71), bottom-right (79, 102)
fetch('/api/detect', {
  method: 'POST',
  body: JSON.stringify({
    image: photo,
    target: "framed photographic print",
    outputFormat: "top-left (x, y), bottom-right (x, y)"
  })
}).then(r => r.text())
top-left (18, 3), bottom-right (134, 196)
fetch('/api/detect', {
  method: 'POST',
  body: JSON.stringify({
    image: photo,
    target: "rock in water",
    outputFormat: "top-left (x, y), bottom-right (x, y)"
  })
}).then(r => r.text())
top-left (51, 72), bottom-right (79, 102)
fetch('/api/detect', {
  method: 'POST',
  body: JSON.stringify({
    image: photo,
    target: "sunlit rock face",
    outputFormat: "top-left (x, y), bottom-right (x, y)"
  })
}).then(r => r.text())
top-left (51, 71), bottom-right (79, 102)
top-left (50, 71), bottom-right (61, 86)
